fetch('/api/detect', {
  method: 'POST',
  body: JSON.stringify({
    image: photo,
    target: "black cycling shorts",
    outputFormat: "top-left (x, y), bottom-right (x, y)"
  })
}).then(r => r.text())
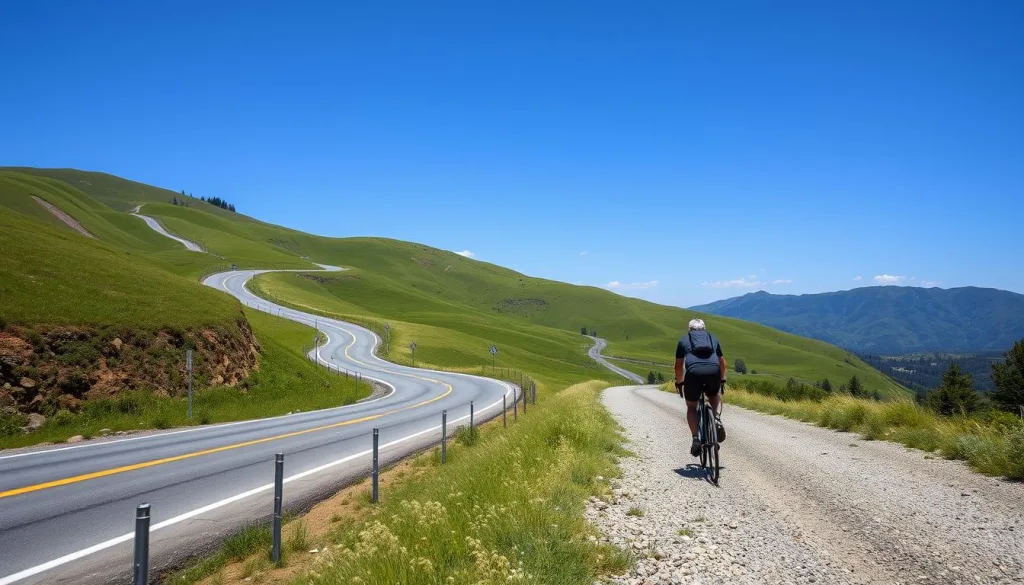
top-left (682, 373), bottom-right (721, 402)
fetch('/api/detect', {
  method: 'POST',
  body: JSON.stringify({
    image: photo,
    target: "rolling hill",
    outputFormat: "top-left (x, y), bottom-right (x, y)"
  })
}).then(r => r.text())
top-left (691, 287), bottom-right (1024, 354)
top-left (1, 167), bottom-right (906, 412)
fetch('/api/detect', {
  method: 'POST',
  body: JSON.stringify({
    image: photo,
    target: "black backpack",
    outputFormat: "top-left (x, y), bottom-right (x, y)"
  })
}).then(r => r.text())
top-left (687, 330), bottom-right (716, 359)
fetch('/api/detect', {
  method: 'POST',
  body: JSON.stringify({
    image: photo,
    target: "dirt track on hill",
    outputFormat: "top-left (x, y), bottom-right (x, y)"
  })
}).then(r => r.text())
top-left (589, 386), bottom-right (1023, 585)
top-left (32, 196), bottom-right (93, 238)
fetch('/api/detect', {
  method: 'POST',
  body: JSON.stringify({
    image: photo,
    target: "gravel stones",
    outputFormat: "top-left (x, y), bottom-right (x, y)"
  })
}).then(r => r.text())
top-left (588, 386), bottom-right (1024, 585)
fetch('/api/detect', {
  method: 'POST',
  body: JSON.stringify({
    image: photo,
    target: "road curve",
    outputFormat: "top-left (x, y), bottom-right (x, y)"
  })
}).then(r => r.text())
top-left (587, 336), bottom-right (645, 384)
top-left (130, 205), bottom-right (204, 252)
top-left (0, 267), bottom-right (515, 585)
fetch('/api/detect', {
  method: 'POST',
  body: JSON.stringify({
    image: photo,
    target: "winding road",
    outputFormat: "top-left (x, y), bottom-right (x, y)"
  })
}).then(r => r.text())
top-left (130, 206), bottom-right (204, 252)
top-left (587, 336), bottom-right (645, 384)
top-left (0, 219), bottom-right (515, 584)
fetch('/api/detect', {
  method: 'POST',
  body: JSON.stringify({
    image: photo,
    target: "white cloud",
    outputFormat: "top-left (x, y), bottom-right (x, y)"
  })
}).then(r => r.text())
top-left (603, 280), bottom-right (658, 290)
top-left (747, 274), bottom-right (758, 280)
top-left (874, 274), bottom-right (905, 285)
top-left (579, 251), bottom-right (588, 256)
top-left (702, 277), bottom-right (764, 289)
top-left (854, 276), bottom-right (863, 281)
top-left (920, 280), bottom-right (938, 287)
top-left (772, 279), bottom-right (793, 285)
top-left (454, 250), bottom-right (475, 258)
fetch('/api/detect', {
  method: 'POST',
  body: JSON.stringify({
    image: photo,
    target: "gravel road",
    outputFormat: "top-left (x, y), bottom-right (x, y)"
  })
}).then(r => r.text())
top-left (589, 385), bottom-right (1023, 585)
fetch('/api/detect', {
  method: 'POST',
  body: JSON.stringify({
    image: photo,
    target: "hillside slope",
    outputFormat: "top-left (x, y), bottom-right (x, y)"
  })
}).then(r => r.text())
top-left (692, 287), bottom-right (1024, 354)
top-left (1, 167), bottom-right (905, 398)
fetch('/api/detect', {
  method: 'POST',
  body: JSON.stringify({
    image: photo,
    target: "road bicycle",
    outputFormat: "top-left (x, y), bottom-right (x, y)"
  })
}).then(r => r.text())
top-left (696, 386), bottom-right (722, 484)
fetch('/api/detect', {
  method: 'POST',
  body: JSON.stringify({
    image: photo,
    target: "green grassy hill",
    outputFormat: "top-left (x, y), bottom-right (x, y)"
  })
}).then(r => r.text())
top-left (1, 166), bottom-right (905, 406)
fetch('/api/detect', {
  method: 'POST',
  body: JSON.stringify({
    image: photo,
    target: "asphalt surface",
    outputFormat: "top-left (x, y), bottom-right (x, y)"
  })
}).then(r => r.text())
top-left (129, 206), bottom-right (204, 252)
top-left (0, 267), bottom-right (514, 585)
top-left (586, 336), bottom-right (645, 384)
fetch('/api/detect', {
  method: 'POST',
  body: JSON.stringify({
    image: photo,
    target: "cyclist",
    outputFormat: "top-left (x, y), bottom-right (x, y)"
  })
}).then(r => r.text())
top-left (674, 319), bottom-right (727, 457)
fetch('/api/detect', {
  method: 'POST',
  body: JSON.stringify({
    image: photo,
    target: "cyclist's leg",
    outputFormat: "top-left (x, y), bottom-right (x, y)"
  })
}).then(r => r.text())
top-left (682, 381), bottom-right (702, 455)
top-left (704, 382), bottom-right (726, 440)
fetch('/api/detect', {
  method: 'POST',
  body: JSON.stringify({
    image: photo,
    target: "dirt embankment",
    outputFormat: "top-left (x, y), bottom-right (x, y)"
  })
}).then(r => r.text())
top-left (32, 196), bottom-right (95, 238)
top-left (0, 319), bottom-right (260, 421)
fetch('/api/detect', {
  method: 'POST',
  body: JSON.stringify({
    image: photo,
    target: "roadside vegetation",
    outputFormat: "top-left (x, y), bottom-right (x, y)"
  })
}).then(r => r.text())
top-left (175, 380), bottom-right (631, 585)
top-left (709, 346), bottom-right (1024, 479)
top-left (0, 311), bottom-right (372, 448)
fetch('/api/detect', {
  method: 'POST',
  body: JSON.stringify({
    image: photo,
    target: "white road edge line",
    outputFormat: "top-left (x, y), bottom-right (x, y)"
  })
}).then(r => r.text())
top-left (0, 383), bottom-right (512, 585)
top-left (2, 268), bottom-right (520, 584)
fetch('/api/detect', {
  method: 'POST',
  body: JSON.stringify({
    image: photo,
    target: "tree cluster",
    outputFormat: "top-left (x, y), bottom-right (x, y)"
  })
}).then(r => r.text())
top-left (646, 371), bottom-right (666, 384)
top-left (200, 196), bottom-right (236, 212)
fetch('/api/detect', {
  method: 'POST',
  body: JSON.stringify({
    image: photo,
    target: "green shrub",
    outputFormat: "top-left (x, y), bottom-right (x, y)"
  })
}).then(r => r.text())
top-left (52, 409), bottom-right (77, 427)
top-left (0, 412), bottom-right (27, 437)
top-left (152, 416), bottom-right (171, 430)
top-left (1005, 425), bottom-right (1024, 480)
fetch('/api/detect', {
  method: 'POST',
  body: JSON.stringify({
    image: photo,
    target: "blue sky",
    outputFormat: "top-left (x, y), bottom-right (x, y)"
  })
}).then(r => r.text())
top-left (2, 1), bottom-right (1022, 306)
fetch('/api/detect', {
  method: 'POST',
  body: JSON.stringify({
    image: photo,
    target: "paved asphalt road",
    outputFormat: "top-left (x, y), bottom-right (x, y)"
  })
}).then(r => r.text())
top-left (129, 208), bottom-right (205, 252)
top-left (586, 336), bottom-right (645, 384)
top-left (0, 267), bottom-right (515, 585)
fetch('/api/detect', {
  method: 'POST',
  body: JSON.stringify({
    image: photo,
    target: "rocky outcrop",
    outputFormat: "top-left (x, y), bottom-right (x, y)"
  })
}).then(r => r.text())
top-left (0, 318), bottom-right (260, 417)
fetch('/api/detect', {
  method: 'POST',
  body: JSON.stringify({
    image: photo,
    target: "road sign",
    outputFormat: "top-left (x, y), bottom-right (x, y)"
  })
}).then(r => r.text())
top-left (410, 342), bottom-right (417, 366)
top-left (410, 342), bottom-right (416, 351)
top-left (489, 345), bottom-right (498, 355)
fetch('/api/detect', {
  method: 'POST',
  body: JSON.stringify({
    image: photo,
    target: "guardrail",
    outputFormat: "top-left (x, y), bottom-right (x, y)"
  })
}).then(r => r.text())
top-left (128, 377), bottom-right (534, 583)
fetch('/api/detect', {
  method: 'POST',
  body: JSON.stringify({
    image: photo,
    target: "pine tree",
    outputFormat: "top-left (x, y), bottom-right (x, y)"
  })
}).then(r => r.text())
top-left (847, 375), bottom-right (864, 397)
top-left (647, 371), bottom-right (656, 384)
top-left (991, 340), bottom-right (1024, 412)
top-left (821, 378), bottom-right (833, 392)
top-left (927, 363), bottom-right (984, 415)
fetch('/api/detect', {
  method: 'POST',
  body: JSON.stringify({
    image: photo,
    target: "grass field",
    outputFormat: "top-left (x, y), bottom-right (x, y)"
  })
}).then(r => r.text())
top-left (0, 311), bottom-right (372, 448)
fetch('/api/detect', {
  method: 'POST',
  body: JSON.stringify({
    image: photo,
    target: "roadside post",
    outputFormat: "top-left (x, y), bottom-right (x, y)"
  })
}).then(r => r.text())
top-left (532, 382), bottom-right (536, 405)
top-left (470, 400), bottom-right (474, 432)
top-left (132, 503), bottom-right (151, 585)
top-left (410, 342), bottom-right (417, 367)
top-left (513, 390), bottom-right (518, 422)
top-left (502, 394), bottom-right (507, 427)
top-left (441, 410), bottom-right (447, 463)
top-left (384, 323), bottom-right (390, 354)
top-left (372, 428), bottom-right (379, 503)
top-left (522, 384), bottom-right (527, 414)
top-left (272, 453), bottom-right (284, 563)
top-left (186, 349), bottom-right (193, 419)
top-left (489, 345), bottom-right (498, 371)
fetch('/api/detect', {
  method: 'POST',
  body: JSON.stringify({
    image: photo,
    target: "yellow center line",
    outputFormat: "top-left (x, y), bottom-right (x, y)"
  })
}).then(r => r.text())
top-left (1, 305), bottom-right (454, 500)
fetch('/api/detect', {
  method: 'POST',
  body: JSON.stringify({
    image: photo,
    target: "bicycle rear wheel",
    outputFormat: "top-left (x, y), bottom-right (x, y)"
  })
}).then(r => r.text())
top-left (703, 406), bottom-right (720, 483)
top-left (697, 403), bottom-right (708, 468)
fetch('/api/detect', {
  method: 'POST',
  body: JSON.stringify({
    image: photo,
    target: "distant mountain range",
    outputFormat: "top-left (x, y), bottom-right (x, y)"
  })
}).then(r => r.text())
top-left (691, 286), bottom-right (1024, 355)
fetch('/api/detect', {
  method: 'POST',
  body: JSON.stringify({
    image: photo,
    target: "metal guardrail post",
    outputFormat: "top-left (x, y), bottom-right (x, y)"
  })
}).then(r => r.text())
top-left (532, 382), bottom-right (536, 405)
top-left (513, 391), bottom-right (518, 422)
top-left (441, 410), bottom-right (447, 463)
top-left (372, 428), bottom-right (379, 503)
top-left (470, 401), bottom-right (474, 431)
top-left (272, 453), bottom-right (284, 563)
top-left (522, 386), bottom-right (527, 414)
top-left (502, 395), bottom-right (507, 427)
top-left (133, 503), bottom-right (150, 585)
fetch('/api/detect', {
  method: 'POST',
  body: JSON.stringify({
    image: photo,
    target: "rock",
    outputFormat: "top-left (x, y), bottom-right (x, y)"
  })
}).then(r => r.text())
top-left (25, 413), bottom-right (45, 431)
top-left (19, 377), bottom-right (36, 389)
top-left (308, 548), bottom-right (319, 554)
top-left (99, 428), bottom-right (112, 435)
top-left (3, 382), bottom-right (10, 390)
top-left (110, 337), bottom-right (123, 352)
top-left (212, 375), bottom-right (224, 385)
top-left (67, 435), bottom-right (85, 443)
